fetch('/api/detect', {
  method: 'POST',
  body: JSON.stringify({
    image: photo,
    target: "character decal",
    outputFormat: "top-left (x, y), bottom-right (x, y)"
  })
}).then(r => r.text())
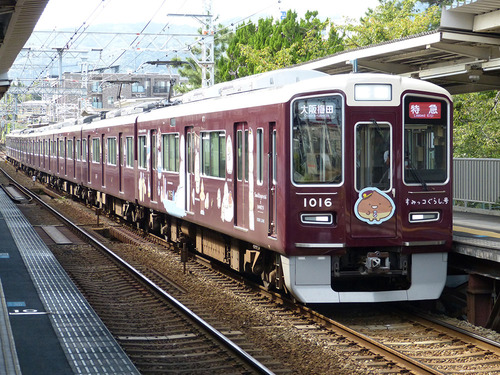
top-left (354, 187), bottom-right (395, 225)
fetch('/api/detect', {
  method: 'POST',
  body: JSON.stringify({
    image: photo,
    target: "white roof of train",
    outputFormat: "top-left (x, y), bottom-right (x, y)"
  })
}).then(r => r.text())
top-left (9, 69), bottom-right (451, 138)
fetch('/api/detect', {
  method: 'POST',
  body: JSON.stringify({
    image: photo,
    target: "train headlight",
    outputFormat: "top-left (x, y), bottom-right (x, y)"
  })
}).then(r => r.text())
top-left (409, 211), bottom-right (440, 223)
top-left (300, 213), bottom-right (334, 225)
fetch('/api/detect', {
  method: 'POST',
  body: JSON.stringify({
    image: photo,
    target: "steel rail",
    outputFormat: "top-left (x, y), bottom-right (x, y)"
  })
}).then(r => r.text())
top-left (0, 167), bottom-right (275, 375)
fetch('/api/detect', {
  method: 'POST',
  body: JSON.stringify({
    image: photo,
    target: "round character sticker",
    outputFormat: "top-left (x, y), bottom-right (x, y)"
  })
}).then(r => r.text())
top-left (354, 187), bottom-right (395, 225)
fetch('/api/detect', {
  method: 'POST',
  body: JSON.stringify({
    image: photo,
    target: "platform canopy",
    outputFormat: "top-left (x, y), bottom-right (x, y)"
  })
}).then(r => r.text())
top-left (297, 0), bottom-right (500, 95)
top-left (0, 0), bottom-right (49, 99)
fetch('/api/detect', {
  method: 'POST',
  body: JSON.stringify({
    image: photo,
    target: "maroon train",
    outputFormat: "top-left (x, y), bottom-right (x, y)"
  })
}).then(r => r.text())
top-left (6, 69), bottom-right (453, 303)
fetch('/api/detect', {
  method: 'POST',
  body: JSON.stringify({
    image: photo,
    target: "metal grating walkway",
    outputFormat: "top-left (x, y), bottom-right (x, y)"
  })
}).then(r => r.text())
top-left (0, 189), bottom-right (139, 374)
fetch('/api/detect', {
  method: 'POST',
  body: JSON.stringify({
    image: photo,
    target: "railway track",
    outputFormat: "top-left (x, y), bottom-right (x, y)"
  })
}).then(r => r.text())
top-left (3, 155), bottom-right (500, 374)
top-left (100, 221), bottom-right (500, 374)
top-left (0, 166), bottom-right (279, 375)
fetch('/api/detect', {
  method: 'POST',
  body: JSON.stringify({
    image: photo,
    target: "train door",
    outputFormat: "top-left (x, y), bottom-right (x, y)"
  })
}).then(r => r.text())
top-left (351, 117), bottom-right (397, 239)
top-left (64, 137), bottom-right (67, 176)
top-left (119, 133), bottom-right (123, 192)
top-left (150, 129), bottom-right (157, 202)
top-left (87, 135), bottom-right (91, 183)
top-left (185, 127), bottom-right (195, 213)
top-left (101, 134), bottom-right (105, 186)
top-left (234, 122), bottom-right (249, 229)
top-left (268, 124), bottom-right (277, 237)
top-left (72, 137), bottom-right (76, 179)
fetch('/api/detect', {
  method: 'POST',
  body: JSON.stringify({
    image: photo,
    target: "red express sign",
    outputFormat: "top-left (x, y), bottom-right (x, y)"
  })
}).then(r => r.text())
top-left (409, 102), bottom-right (441, 119)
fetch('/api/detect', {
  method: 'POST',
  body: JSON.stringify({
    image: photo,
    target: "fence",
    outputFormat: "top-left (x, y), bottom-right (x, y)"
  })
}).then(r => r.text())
top-left (453, 158), bottom-right (500, 208)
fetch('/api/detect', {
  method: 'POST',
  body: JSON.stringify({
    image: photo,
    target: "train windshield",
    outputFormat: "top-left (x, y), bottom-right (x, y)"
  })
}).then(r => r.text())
top-left (292, 95), bottom-right (343, 184)
top-left (403, 96), bottom-right (449, 185)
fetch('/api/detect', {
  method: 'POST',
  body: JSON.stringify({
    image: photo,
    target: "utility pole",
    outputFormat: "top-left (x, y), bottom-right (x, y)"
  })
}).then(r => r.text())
top-left (168, 0), bottom-right (215, 88)
top-left (200, 0), bottom-right (214, 88)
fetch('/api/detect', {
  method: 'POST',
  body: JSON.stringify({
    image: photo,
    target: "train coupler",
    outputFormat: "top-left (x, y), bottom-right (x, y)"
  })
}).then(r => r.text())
top-left (364, 251), bottom-right (390, 274)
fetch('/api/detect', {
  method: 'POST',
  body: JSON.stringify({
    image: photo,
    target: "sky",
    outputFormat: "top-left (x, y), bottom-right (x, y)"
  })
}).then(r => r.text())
top-left (34, 0), bottom-right (381, 31)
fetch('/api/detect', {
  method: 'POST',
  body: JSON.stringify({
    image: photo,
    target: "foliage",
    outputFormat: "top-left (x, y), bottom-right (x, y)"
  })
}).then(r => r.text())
top-left (453, 91), bottom-right (500, 158)
top-left (217, 10), bottom-right (344, 80)
top-left (340, 0), bottom-right (441, 48)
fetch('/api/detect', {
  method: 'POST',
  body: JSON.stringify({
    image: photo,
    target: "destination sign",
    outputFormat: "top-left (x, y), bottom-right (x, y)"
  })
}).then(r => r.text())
top-left (409, 102), bottom-right (441, 119)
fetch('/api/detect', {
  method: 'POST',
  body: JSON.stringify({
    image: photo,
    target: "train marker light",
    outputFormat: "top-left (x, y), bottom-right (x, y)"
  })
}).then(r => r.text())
top-left (409, 211), bottom-right (440, 223)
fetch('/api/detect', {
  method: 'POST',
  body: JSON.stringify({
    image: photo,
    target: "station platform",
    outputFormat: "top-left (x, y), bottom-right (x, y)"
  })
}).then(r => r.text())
top-left (453, 209), bottom-right (500, 252)
top-left (0, 189), bottom-right (139, 374)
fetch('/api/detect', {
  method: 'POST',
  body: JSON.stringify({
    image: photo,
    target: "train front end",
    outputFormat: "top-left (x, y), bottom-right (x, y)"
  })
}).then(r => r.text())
top-left (282, 74), bottom-right (452, 303)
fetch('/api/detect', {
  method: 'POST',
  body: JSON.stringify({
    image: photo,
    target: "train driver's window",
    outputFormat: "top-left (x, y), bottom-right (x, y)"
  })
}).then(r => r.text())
top-left (292, 95), bottom-right (343, 184)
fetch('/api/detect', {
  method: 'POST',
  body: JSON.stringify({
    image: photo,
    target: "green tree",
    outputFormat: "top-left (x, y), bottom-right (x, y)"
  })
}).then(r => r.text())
top-left (341, 0), bottom-right (441, 48)
top-left (453, 91), bottom-right (500, 158)
top-left (219, 11), bottom-right (344, 80)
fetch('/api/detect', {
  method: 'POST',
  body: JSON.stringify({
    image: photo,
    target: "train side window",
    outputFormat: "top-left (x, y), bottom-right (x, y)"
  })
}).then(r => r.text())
top-left (201, 131), bottom-right (226, 178)
top-left (67, 139), bottom-right (73, 160)
top-left (257, 128), bottom-right (264, 185)
top-left (125, 136), bottom-right (134, 168)
top-left (107, 137), bottom-right (117, 166)
top-left (92, 138), bottom-right (100, 163)
top-left (76, 140), bottom-right (81, 161)
top-left (138, 135), bottom-right (147, 169)
top-left (162, 133), bottom-right (179, 172)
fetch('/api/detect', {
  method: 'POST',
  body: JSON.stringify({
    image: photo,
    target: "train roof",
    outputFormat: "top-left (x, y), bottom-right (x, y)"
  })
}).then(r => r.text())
top-left (8, 69), bottom-right (451, 138)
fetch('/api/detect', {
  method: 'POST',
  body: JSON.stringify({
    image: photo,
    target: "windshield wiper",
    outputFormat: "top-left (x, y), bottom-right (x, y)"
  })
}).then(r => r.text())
top-left (405, 153), bottom-right (428, 191)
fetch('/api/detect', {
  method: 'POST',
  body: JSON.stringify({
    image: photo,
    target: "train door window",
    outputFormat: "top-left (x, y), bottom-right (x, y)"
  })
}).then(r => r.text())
top-left (162, 133), bottom-right (179, 172)
top-left (59, 139), bottom-right (65, 158)
top-left (292, 95), bottom-right (343, 185)
top-left (107, 137), bottom-right (117, 166)
top-left (92, 138), bottom-right (100, 163)
top-left (355, 122), bottom-right (391, 191)
top-left (151, 131), bottom-right (157, 172)
top-left (186, 132), bottom-right (193, 174)
top-left (201, 131), bottom-right (225, 178)
top-left (272, 129), bottom-right (277, 184)
top-left (403, 96), bottom-right (449, 185)
top-left (82, 139), bottom-right (87, 161)
top-left (125, 136), bottom-right (134, 168)
top-left (138, 135), bottom-right (147, 169)
top-left (244, 130), bottom-right (249, 182)
top-left (256, 128), bottom-right (264, 185)
top-left (237, 130), bottom-right (243, 181)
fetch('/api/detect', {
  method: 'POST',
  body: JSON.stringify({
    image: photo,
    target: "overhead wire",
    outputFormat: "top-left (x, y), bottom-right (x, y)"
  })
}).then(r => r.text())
top-left (24, 0), bottom-right (109, 93)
